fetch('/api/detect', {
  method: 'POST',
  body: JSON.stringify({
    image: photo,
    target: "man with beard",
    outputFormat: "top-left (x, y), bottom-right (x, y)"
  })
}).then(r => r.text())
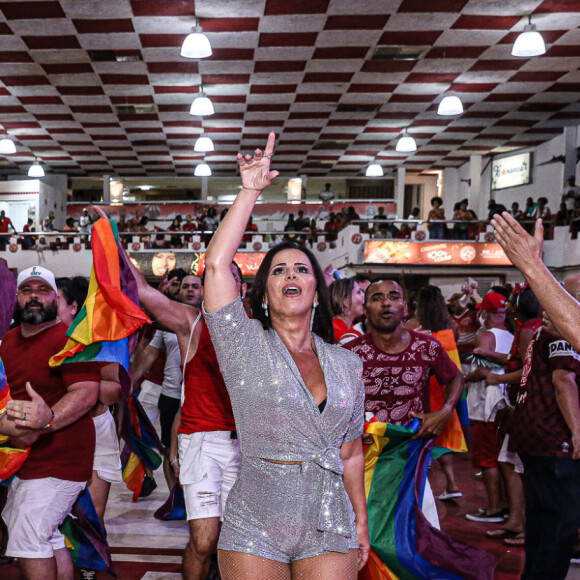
top-left (0, 266), bottom-right (100, 580)
top-left (345, 280), bottom-right (463, 525)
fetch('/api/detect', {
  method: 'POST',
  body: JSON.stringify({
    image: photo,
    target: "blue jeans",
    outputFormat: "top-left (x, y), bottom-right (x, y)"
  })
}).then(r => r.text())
top-left (428, 224), bottom-right (444, 240)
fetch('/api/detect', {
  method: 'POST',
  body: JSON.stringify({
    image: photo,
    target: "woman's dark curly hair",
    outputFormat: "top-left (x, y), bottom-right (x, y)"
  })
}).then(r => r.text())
top-left (416, 284), bottom-right (452, 332)
top-left (250, 241), bottom-right (334, 344)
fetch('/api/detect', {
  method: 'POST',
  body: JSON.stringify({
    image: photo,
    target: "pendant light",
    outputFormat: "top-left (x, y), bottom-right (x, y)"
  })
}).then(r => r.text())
top-left (0, 138), bottom-right (16, 154)
top-left (181, 19), bottom-right (212, 59)
top-left (189, 86), bottom-right (214, 116)
top-left (28, 158), bottom-right (44, 177)
top-left (437, 92), bottom-right (463, 116)
top-left (396, 130), bottom-right (417, 152)
top-left (194, 135), bottom-right (214, 152)
top-left (512, 15), bottom-right (546, 57)
top-left (366, 163), bottom-right (384, 177)
top-left (194, 162), bottom-right (212, 176)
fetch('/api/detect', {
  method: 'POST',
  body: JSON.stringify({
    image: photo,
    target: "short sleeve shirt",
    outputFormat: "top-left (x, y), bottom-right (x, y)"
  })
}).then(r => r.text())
top-left (150, 330), bottom-right (182, 399)
top-left (345, 330), bottom-right (458, 425)
top-left (511, 329), bottom-right (580, 457)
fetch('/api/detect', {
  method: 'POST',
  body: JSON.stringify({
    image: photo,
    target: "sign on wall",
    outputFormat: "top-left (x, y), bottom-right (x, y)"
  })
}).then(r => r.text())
top-left (364, 241), bottom-right (511, 266)
top-left (491, 152), bottom-right (532, 190)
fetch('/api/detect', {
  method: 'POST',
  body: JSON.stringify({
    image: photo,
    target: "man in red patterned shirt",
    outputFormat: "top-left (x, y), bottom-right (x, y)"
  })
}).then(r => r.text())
top-left (346, 280), bottom-right (463, 528)
top-left (346, 280), bottom-right (463, 435)
top-left (510, 274), bottom-right (580, 580)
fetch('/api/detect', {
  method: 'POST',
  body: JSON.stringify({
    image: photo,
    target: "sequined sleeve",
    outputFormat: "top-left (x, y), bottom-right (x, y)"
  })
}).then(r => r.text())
top-left (343, 373), bottom-right (365, 443)
top-left (202, 296), bottom-right (263, 386)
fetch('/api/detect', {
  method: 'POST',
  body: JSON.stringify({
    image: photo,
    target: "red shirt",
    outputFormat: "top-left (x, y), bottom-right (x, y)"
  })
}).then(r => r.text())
top-left (511, 329), bottom-right (580, 457)
top-left (179, 317), bottom-right (235, 434)
top-left (346, 330), bottom-right (458, 425)
top-left (505, 317), bottom-right (542, 404)
top-left (333, 318), bottom-right (352, 344)
top-left (0, 322), bottom-right (100, 481)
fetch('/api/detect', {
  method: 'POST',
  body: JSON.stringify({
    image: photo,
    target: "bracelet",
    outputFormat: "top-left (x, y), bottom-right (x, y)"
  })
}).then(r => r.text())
top-left (43, 409), bottom-right (55, 430)
top-left (170, 458), bottom-right (179, 466)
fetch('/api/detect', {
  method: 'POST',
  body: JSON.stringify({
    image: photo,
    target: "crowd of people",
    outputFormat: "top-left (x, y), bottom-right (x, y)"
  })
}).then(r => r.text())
top-left (0, 135), bottom-right (579, 580)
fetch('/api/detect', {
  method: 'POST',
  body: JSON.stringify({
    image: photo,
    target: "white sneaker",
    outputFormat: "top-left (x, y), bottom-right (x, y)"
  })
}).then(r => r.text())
top-left (438, 490), bottom-right (463, 501)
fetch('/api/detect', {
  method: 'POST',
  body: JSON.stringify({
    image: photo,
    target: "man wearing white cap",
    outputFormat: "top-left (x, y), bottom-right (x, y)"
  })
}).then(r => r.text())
top-left (0, 265), bottom-right (100, 580)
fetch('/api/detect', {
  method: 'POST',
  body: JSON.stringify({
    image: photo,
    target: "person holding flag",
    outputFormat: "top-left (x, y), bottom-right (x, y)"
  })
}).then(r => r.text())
top-left (0, 266), bottom-right (101, 580)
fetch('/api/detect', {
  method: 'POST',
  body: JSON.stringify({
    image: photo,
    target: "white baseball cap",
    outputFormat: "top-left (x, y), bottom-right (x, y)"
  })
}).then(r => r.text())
top-left (16, 266), bottom-right (57, 293)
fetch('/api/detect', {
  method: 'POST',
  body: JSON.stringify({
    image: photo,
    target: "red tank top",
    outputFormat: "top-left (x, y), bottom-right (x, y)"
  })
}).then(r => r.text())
top-left (178, 317), bottom-right (235, 434)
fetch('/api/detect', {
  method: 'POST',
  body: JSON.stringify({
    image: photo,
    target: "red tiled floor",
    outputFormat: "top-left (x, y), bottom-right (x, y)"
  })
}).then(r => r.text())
top-left (429, 452), bottom-right (524, 579)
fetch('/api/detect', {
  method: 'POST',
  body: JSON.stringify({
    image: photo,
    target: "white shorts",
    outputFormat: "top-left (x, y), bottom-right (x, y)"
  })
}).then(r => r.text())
top-left (498, 434), bottom-right (524, 474)
top-left (139, 380), bottom-right (162, 426)
top-left (2, 476), bottom-right (86, 559)
top-left (178, 431), bottom-right (240, 521)
top-left (93, 409), bottom-right (122, 483)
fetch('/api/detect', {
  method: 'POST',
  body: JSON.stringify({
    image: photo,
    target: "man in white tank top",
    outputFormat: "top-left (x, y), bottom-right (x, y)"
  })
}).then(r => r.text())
top-left (464, 292), bottom-right (514, 522)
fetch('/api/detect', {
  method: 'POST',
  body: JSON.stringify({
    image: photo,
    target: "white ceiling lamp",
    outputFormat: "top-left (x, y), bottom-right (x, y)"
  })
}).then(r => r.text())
top-left (194, 134), bottom-right (214, 152)
top-left (396, 130), bottom-right (417, 152)
top-left (437, 92), bottom-right (463, 116)
top-left (180, 18), bottom-right (212, 59)
top-left (512, 15), bottom-right (546, 57)
top-left (366, 163), bottom-right (384, 177)
top-left (189, 86), bottom-right (214, 116)
top-left (194, 161), bottom-right (212, 176)
top-left (0, 138), bottom-right (15, 154)
top-left (28, 157), bottom-right (44, 178)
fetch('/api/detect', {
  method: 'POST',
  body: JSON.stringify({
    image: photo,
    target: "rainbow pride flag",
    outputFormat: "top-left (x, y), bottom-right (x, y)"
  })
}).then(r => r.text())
top-left (430, 329), bottom-right (468, 455)
top-left (50, 218), bottom-right (150, 391)
top-left (360, 419), bottom-right (496, 580)
top-left (0, 260), bottom-right (15, 341)
top-left (60, 487), bottom-right (115, 575)
top-left (0, 357), bottom-right (29, 484)
top-left (120, 394), bottom-right (164, 501)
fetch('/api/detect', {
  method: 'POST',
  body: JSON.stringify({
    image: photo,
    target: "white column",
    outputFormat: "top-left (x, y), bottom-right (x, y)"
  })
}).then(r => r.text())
top-left (397, 166), bottom-right (406, 219)
top-left (469, 155), bottom-right (484, 218)
top-left (564, 126), bottom-right (577, 185)
top-left (102, 174), bottom-right (110, 203)
top-left (200, 176), bottom-right (208, 200)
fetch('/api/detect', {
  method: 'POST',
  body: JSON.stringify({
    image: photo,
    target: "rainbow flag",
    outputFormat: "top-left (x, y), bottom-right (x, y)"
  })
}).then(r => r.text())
top-left (0, 358), bottom-right (29, 484)
top-left (60, 487), bottom-right (115, 575)
top-left (360, 419), bottom-right (497, 580)
top-left (50, 217), bottom-right (150, 392)
top-left (154, 480), bottom-right (186, 521)
top-left (430, 329), bottom-right (468, 454)
top-left (120, 394), bottom-right (164, 501)
top-left (0, 260), bottom-right (15, 341)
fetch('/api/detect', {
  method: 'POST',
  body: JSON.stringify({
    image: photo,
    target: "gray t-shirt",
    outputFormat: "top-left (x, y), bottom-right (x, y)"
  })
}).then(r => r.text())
top-left (150, 330), bottom-right (182, 400)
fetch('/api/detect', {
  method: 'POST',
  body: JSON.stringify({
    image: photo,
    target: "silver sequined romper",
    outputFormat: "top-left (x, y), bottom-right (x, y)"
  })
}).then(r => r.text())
top-left (203, 297), bottom-right (365, 563)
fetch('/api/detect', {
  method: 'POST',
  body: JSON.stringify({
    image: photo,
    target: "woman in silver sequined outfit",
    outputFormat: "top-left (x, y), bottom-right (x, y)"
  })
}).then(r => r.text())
top-left (203, 132), bottom-right (369, 579)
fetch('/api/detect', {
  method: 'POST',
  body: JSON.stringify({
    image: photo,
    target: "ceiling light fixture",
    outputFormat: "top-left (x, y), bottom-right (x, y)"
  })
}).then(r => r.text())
top-left (0, 138), bottom-right (15, 154)
top-left (512, 15), bottom-right (546, 57)
top-left (189, 86), bottom-right (214, 116)
top-left (194, 161), bottom-right (212, 177)
top-left (396, 130), bottom-right (417, 152)
top-left (194, 134), bottom-right (214, 152)
top-left (437, 92), bottom-right (463, 116)
top-left (28, 157), bottom-right (44, 178)
top-left (366, 163), bottom-right (384, 177)
top-left (181, 18), bottom-right (212, 59)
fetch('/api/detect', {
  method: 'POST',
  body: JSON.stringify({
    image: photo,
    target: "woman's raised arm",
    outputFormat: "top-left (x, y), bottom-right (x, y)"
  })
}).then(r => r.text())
top-left (204, 132), bottom-right (279, 313)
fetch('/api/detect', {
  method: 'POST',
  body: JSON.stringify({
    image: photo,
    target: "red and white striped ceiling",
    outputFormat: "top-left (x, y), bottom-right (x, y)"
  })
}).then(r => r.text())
top-left (0, 0), bottom-right (578, 177)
